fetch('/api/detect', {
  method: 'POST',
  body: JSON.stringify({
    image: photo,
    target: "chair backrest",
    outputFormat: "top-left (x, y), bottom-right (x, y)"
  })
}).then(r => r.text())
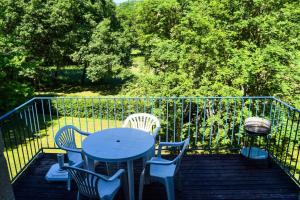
top-left (174, 138), bottom-right (189, 174)
top-left (55, 125), bottom-right (78, 151)
top-left (122, 113), bottom-right (160, 136)
top-left (63, 166), bottom-right (100, 199)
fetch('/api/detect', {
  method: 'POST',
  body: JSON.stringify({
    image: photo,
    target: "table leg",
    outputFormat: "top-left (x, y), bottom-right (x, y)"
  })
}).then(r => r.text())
top-left (127, 160), bottom-right (135, 200)
top-left (87, 157), bottom-right (95, 172)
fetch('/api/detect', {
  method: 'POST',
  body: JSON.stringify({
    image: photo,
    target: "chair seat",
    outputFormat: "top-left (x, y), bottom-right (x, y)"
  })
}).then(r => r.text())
top-left (68, 152), bottom-right (83, 167)
top-left (150, 157), bottom-right (176, 178)
top-left (98, 178), bottom-right (121, 199)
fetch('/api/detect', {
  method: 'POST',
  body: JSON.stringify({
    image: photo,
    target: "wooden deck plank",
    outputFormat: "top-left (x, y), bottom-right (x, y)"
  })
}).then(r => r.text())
top-left (13, 153), bottom-right (299, 200)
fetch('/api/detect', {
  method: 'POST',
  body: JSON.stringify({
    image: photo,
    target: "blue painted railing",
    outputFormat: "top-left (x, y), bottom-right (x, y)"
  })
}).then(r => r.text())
top-left (0, 96), bottom-right (300, 186)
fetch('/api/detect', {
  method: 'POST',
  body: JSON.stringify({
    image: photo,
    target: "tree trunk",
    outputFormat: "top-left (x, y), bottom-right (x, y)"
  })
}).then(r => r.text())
top-left (0, 129), bottom-right (15, 200)
top-left (81, 64), bottom-right (87, 85)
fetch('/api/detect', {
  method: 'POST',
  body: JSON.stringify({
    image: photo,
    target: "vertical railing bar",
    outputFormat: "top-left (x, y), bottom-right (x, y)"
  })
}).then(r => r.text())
top-left (70, 98), bottom-right (74, 128)
top-left (232, 100), bottom-right (237, 146)
top-left (272, 100), bottom-right (278, 130)
top-left (48, 99), bottom-right (55, 147)
top-left (121, 98), bottom-right (124, 124)
top-left (11, 122), bottom-right (22, 172)
top-left (269, 101), bottom-right (279, 154)
top-left (92, 98), bottom-right (95, 132)
top-left (7, 123), bottom-right (19, 177)
top-left (106, 98), bottom-right (109, 128)
top-left (34, 102), bottom-right (42, 149)
top-left (31, 105), bottom-right (37, 137)
top-left (27, 107), bottom-right (33, 133)
top-left (283, 110), bottom-right (295, 168)
top-left (166, 97), bottom-right (169, 142)
top-left (188, 98), bottom-right (192, 141)
top-left (76, 98), bottom-right (83, 143)
top-left (289, 111), bottom-right (300, 172)
top-left (55, 97), bottom-right (60, 130)
top-left (248, 98), bottom-right (252, 117)
top-left (136, 97), bottom-right (139, 113)
top-left (202, 98), bottom-right (207, 144)
top-left (279, 107), bottom-right (291, 163)
top-left (98, 98), bottom-right (102, 130)
top-left (224, 99), bottom-right (230, 141)
top-left (158, 98), bottom-right (162, 143)
top-left (31, 104), bottom-right (40, 151)
top-left (180, 98), bottom-right (184, 142)
top-left (144, 97), bottom-right (146, 113)
top-left (195, 98), bottom-right (199, 146)
top-left (128, 97), bottom-right (131, 117)
top-left (173, 98), bottom-right (177, 142)
top-left (262, 97), bottom-right (267, 117)
top-left (269, 98), bottom-right (274, 119)
top-left (255, 99), bottom-right (259, 116)
top-left (27, 107), bottom-right (38, 153)
top-left (15, 115), bottom-right (27, 169)
top-left (62, 98), bottom-right (66, 126)
top-left (23, 110), bottom-right (34, 158)
top-left (237, 98), bottom-right (245, 145)
top-left (17, 113), bottom-right (30, 164)
top-left (275, 104), bottom-right (285, 157)
top-left (31, 105), bottom-right (40, 153)
top-left (277, 105), bottom-right (289, 159)
top-left (41, 99), bottom-right (49, 148)
top-left (76, 97), bottom-right (82, 130)
top-left (216, 98), bottom-right (222, 145)
top-left (114, 98), bottom-right (117, 128)
top-left (151, 97), bottom-right (154, 114)
top-left (209, 99), bottom-right (215, 146)
top-left (84, 98), bottom-right (88, 132)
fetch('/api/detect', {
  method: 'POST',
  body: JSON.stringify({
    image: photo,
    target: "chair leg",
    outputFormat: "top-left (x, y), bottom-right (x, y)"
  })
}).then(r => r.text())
top-left (165, 178), bottom-right (175, 200)
top-left (122, 171), bottom-right (129, 200)
top-left (67, 173), bottom-right (71, 191)
top-left (76, 191), bottom-right (80, 200)
top-left (139, 171), bottom-right (145, 200)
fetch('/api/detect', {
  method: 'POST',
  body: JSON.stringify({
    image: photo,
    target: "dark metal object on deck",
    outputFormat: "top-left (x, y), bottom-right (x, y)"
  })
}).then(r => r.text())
top-left (242, 117), bottom-right (271, 159)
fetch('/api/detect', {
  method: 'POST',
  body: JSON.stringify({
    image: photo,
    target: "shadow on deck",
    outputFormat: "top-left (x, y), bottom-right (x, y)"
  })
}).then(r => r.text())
top-left (12, 154), bottom-right (299, 200)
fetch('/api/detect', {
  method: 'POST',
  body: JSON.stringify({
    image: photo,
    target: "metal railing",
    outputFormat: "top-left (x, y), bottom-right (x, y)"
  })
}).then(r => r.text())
top-left (0, 96), bottom-right (299, 186)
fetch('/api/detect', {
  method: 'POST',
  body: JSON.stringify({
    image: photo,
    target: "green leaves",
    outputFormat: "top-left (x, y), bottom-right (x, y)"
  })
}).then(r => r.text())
top-left (83, 18), bottom-right (133, 82)
top-left (126, 0), bottom-right (300, 105)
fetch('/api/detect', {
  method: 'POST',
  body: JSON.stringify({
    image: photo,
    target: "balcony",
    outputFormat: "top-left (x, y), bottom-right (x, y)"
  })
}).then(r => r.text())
top-left (1, 96), bottom-right (300, 200)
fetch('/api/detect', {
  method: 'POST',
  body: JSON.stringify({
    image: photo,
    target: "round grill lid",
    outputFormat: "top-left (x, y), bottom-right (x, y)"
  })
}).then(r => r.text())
top-left (244, 117), bottom-right (271, 135)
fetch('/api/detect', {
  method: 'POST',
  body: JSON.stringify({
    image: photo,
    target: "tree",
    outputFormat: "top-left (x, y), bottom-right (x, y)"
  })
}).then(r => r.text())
top-left (128, 0), bottom-right (300, 102)
top-left (82, 18), bottom-right (133, 83)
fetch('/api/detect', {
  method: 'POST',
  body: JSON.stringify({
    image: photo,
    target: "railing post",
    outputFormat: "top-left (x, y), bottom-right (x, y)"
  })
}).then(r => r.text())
top-left (0, 128), bottom-right (15, 200)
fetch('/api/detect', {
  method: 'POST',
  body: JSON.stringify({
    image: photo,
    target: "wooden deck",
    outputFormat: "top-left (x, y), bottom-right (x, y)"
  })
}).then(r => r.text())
top-left (13, 153), bottom-right (299, 200)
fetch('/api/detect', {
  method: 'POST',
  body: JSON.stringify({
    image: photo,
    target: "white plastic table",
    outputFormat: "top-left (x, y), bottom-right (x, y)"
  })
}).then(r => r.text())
top-left (82, 128), bottom-right (155, 200)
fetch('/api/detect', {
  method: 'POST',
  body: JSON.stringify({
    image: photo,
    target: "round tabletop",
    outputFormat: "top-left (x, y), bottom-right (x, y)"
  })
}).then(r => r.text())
top-left (82, 128), bottom-right (155, 162)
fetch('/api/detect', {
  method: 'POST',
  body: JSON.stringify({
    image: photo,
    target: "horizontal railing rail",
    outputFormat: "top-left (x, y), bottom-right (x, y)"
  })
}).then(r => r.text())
top-left (0, 96), bottom-right (299, 187)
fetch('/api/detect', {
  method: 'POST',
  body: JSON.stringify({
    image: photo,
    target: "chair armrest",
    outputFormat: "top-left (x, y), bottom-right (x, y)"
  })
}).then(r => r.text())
top-left (73, 126), bottom-right (91, 136)
top-left (152, 126), bottom-right (161, 138)
top-left (108, 169), bottom-right (125, 181)
top-left (60, 146), bottom-right (81, 154)
top-left (146, 160), bottom-right (174, 166)
top-left (157, 141), bottom-right (185, 156)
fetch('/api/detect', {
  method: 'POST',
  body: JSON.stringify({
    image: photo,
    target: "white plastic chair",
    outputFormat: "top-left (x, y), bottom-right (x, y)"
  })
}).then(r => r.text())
top-left (55, 125), bottom-right (91, 190)
top-left (122, 113), bottom-right (161, 139)
top-left (63, 165), bottom-right (125, 200)
top-left (139, 138), bottom-right (190, 200)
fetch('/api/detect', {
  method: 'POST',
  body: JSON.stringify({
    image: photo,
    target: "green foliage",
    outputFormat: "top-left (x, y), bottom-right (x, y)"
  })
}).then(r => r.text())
top-left (82, 19), bottom-right (133, 82)
top-left (0, 35), bottom-right (36, 113)
top-left (128, 0), bottom-right (300, 102)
